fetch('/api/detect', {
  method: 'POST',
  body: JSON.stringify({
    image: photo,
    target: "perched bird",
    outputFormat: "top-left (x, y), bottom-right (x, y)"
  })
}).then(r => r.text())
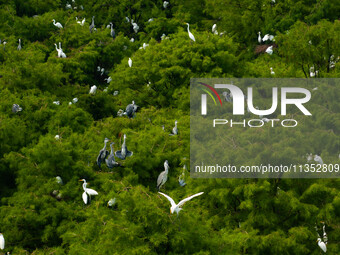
top-left (265, 46), bottom-right (273, 55)
top-left (66, 2), bottom-right (72, 9)
top-left (53, 100), bottom-right (60, 105)
top-left (0, 233), bottom-right (4, 250)
top-left (17, 38), bottom-right (21, 50)
top-left (96, 138), bottom-right (110, 169)
top-left (79, 179), bottom-right (98, 204)
top-left (186, 23), bottom-right (195, 42)
top-left (115, 134), bottom-right (133, 160)
top-left (104, 77), bottom-right (112, 83)
top-left (100, 68), bottom-right (105, 76)
top-left (105, 142), bottom-right (120, 169)
top-left (89, 85), bottom-right (97, 94)
top-left (179, 164), bottom-right (187, 187)
top-left (270, 67), bottom-right (275, 75)
top-left (222, 91), bottom-right (232, 102)
top-left (113, 91), bottom-right (119, 96)
top-left (258, 32), bottom-right (262, 44)
top-left (123, 101), bottom-right (138, 118)
top-left (148, 18), bottom-right (154, 22)
top-left (128, 58), bottom-right (132, 67)
top-left (169, 120), bottom-right (178, 136)
top-left (12, 104), bottom-right (22, 113)
top-left (56, 176), bottom-right (63, 184)
top-left (158, 192), bottom-right (204, 215)
top-left (212, 24), bottom-right (218, 35)
top-left (310, 67), bottom-right (316, 77)
top-left (108, 198), bottom-right (116, 207)
top-left (157, 160), bottom-right (169, 190)
top-left (163, 1), bottom-right (169, 8)
top-left (132, 22), bottom-right (139, 33)
top-left (58, 42), bottom-right (67, 58)
top-left (314, 155), bottom-right (324, 165)
top-left (72, 98), bottom-right (78, 103)
top-left (55, 135), bottom-right (60, 140)
top-left (2, 40), bottom-right (7, 51)
top-left (52, 19), bottom-right (63, 28)
top-left (317, 238), bottom-right (327, 253)
top-left (89, 16), bottom-right (95, 33)
top-left (76, 17), bottom-right (85, 26)
top-left (130, 38), bottom-right (135, 42)
top-left (54, 43), bottom-right (62, 58)
top-left (110, 22), bottom-right (116, 39)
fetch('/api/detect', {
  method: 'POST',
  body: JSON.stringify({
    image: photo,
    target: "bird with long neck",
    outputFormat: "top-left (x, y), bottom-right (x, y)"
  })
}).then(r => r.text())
top-left (186, 23), bottom-right (195, 42)
top-left (89, 16), bottom-right (95, 33)
top-left (96, 138), bottom-right (110, 169)
top-left (157, 160), bottom-right (169, 190)
top-left (54, 43), bottom-right (61, 58)
top-left (105, 142), bottom-right (119, 168)
top-left (110, 22), bottom-right (115, 39)
top-left (17, 39), bottom-right (21, 50)
top-left (115, 134), bottom-right (133, 160)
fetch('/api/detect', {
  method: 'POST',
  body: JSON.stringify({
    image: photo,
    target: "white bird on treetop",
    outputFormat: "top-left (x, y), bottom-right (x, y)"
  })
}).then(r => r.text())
top-left (52, 19), bottom-right (63, 28)
top-left (128, 58), bottom-right (132, 67)
top-left (265, 46), bottom-right (273, 55)
top-left (79, 179), bottom-right (98, 205)
top-left (89, 85), bottom-right (97, 94)
top-left (186, 23), bottom-right (195, 42)
top-left (158, 192), bottom-right (204, 215)
top-left (0, 233), bottom-right (4, 250)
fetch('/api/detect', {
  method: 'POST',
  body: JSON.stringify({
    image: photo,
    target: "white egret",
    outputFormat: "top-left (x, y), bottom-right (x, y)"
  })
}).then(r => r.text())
top-left (270, 67), bottom-right (275, 75)
top-left (117, 109), bottom-right (124, 117)
top-left (104, 76), bottom-right (112, 83)
top-left (163, 1), bottom-right (169, 8)
top-left (59, 42), bottom-right (67, 58)
top-left (108, 198), bottom-right (116, 207)
top-left (79, 179), bottom-right (98, 205)
top-left (310, 67), bottom-right (316, 77)
top-left (55, 135), bottom-right (60, 140)
top-left (113, 90), bottom-right (119, 96)
top-left (317, 238), bottom-right (327, 253)
top-left (157, 160), bottom-right (169, 190)
top-left (212, 24), bottom-right (218, 35)
top-left (158, 192), bottom-right (204, 215)
top-left (128, 58), bottom-right (132, 67)
top-left (100, 68), bottom-right (105, 76)
top-left (169, 120), bottom-right (178, 136)
top-left (186, 23), bottom-right (195, 42)
top-left (56, 176), bottom-right (63, 184)
top-left (115, 134), bottom-right (133, 160)
top-left (72, 98), bottom-right (78, 103)
top-left (76, 17), bottom-right (85, 26)
top-left (306, 153), bottom-right (313, 162)
top-left (54, 43), bottom-right (62, 58)
top-left (265, 46), bottom-right (273, 55)
top-left (66, 2), bottom-right (72, 9)
top-left (52, 19), bottom-right (63, 28)
top-left (148, 18), bottom-right (154, 22)
top-left (89, 85), bottom-right (97, 94)
top-left (68, 102), bottom-right (72, 105)
top-left (130, 38), bottom-right (135, 42)
top-left (53, 100), bottom-right (60, 105)
top-left (262, 34), bottom-right (274, 42)
top-left (0, 233), bottom-right (4, 250)
top-left (258, 32), bottom-right (261, 44)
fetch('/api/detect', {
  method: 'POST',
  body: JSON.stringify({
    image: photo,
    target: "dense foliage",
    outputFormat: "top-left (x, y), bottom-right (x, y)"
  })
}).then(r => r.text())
top-left (0, 0), bottom-right (339, 254)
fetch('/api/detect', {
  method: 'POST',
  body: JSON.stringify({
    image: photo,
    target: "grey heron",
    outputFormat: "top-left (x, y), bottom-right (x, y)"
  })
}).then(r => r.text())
top-left (115, 134), bottom-right (133, 160)
top-left (110, 23), bottom-right (115, 39)
top-left (105, 142), bottom-right (120, 169)
top-left (12, 104), bottom-right (22, 113)
top-left (89, 16), bottom-right (95, 33)
top-left (79, 179), bottom-right (98, 204)
top-left (158, 192), bottom-right (204, 215)
top-left (17, 39), bottom-right (21, 50)
top-left (157, 160), bottom-right (169, 190)
top-left (97, 138), bottom-right (110, 168)
top-left (124, 101), bottom-right (138, 118)
top-left (179, 164), bottom-right (187, 186)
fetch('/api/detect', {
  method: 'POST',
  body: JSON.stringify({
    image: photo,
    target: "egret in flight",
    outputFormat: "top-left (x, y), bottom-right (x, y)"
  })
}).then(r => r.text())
top-left (52, 19), bottom-right (63, 28)
top-left (186, 23), bottom-right (195, 42)
top-left (115, 134), bottom-right (133, 160)
top-left (158, 192), bottom-right (204, 215)
top-left (157, 160), bottom-right (169, 190)
top-left (0, 233), bottom-right (4, 250)
top-left (79, 179), bottom-right (98, 204)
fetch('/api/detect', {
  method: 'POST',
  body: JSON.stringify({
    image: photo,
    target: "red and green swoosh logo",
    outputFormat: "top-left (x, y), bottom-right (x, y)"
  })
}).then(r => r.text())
top-left (198, 82), bottom-right (223, 106)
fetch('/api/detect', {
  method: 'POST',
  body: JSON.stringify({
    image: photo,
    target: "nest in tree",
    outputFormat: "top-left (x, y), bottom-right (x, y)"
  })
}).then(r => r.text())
top-left (255, 44), bottom-right (278, 55)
